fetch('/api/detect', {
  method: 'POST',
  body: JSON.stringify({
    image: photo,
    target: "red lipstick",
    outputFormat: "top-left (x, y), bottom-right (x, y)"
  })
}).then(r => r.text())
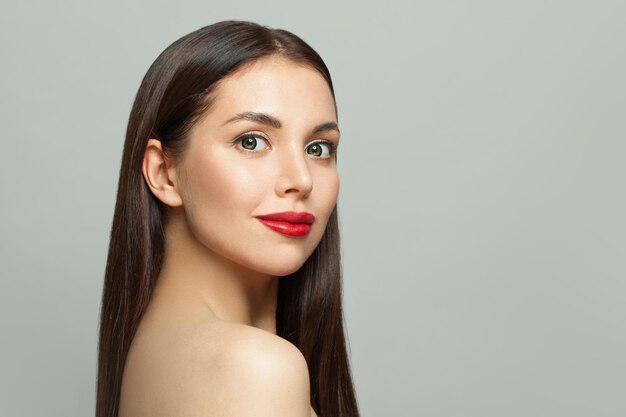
top-left (255, 211), bottom-right (315, 237)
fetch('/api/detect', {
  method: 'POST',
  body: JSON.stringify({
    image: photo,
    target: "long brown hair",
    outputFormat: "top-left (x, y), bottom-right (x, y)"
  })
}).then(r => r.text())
top-left (97, 20), bottom-right (359, 417)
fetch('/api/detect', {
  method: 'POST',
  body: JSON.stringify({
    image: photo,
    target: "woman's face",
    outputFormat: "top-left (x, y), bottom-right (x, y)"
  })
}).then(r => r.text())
top-left (176, 56), bottom-right (340, 277)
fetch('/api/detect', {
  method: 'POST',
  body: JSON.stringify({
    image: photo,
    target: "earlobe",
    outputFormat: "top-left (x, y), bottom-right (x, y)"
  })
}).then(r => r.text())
top-left (141, 139), bottom-right (183, 207)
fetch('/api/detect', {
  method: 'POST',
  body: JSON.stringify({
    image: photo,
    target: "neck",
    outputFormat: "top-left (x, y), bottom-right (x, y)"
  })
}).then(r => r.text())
top-left (152, 209), bottom-right (278, 334)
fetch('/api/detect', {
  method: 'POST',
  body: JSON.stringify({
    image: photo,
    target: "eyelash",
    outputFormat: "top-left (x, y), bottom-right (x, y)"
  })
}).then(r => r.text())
top-left (231, 133), bottom-right (338, 158)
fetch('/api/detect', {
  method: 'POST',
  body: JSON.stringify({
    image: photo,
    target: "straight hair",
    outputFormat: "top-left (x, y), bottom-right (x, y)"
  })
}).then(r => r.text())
top-left (96, 20), bottom-right (359, 417)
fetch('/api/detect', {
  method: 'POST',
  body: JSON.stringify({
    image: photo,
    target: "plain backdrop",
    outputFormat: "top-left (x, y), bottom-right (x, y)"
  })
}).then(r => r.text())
top-left (1, 1), bottom-right (625, 416)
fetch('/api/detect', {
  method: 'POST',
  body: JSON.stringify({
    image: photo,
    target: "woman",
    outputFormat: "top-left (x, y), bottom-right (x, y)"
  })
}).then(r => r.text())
top-left (96, 20), bottom-right (360, 417)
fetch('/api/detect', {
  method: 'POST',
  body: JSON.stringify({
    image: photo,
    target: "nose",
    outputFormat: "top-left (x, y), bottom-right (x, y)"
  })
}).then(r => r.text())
top-left (275, 145), bottom-right (313, 199)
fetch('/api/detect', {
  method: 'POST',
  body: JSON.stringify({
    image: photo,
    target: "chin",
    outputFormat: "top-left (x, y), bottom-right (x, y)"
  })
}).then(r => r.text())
top-left (241, 241), bottom-right (318, 277)
top-left (259, 258), bottom-right (308, 277)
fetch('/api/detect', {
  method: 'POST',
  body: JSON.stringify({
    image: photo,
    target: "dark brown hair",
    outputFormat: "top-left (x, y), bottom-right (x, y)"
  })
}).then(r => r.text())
top-left (96, 20), bottom-right (359, 417)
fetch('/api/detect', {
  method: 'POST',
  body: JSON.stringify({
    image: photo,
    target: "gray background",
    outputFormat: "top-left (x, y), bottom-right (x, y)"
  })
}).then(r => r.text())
top-left (1, 1), bottom-right (624, 416)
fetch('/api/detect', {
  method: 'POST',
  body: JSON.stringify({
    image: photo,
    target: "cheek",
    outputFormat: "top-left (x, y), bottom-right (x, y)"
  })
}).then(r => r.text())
top-left (318, 169), bottom-right (340, 211)
top-left (189, 154), bottom-right (265, 209)
top-left (179, 155), bottom-right (268, 261)
top-left (210, 162), bottom-right (264, 208)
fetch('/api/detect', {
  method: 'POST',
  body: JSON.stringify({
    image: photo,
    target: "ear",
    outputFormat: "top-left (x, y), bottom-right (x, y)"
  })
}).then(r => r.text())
top-left (142, 139), bottom-right (183, 207)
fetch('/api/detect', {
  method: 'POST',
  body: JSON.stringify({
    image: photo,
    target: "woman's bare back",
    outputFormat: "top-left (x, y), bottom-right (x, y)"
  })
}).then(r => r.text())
top-left (118, 299), bottom-right (316, 416)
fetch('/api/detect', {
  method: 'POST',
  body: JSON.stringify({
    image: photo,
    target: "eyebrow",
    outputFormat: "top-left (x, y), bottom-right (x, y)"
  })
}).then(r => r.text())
top-left (221, 111), bottom-right (340, 134)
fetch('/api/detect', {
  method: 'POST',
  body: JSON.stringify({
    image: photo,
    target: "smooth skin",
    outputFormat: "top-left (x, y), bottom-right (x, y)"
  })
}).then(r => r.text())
top-left (118, 56), bottom-right (340, 417)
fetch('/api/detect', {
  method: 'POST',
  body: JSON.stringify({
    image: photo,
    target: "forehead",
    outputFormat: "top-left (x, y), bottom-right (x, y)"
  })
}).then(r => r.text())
top-left (202, 56), bottom-right (337, 125)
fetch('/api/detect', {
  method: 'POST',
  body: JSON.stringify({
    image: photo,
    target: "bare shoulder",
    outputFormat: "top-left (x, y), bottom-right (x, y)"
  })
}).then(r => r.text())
top-left (120, 319), bottom-right (311, 417)
top-left (207, 323), bottom-right (312, 414)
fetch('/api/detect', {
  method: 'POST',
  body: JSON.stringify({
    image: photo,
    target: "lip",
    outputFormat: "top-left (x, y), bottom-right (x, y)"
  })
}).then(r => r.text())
top-left (255, 211), bottom-right (315, 237)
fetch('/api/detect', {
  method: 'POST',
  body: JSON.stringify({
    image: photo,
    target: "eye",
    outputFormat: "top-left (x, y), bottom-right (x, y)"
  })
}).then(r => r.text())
top-left (232, 133), bottom-right (270, 153)
top-left (306, 141), bottom-right (337, 159)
